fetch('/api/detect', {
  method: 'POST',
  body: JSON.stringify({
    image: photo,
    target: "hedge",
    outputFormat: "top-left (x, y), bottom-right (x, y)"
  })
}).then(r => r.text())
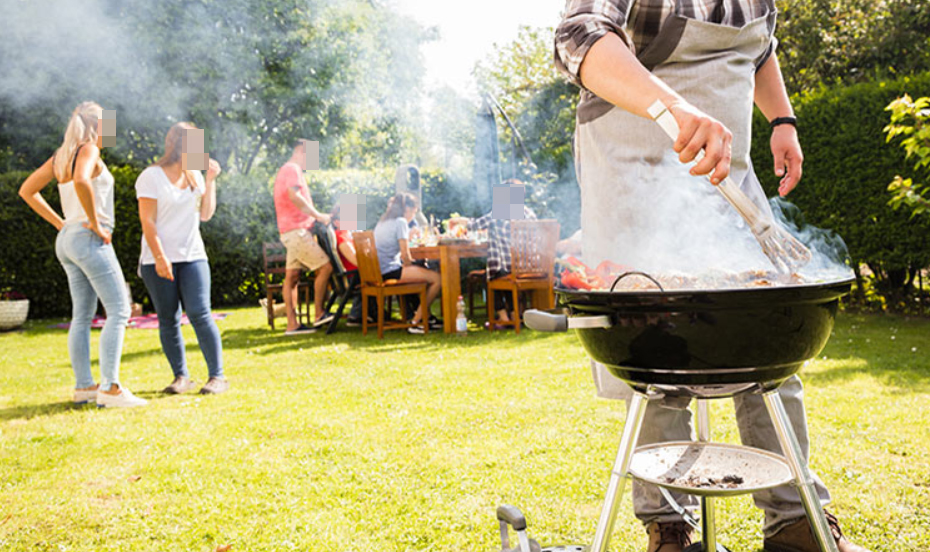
top-left (751, 72), bottom-right (930, 285)
top-left (0, 165), bottom-right (481, 318)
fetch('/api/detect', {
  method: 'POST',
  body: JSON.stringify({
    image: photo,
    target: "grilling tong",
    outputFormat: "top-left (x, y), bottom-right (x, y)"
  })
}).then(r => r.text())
top-left (647, 100), bottom-right (811, 274)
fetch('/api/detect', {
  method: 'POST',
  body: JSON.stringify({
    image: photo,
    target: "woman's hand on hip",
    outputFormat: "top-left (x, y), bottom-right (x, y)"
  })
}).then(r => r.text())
top-left (155, 256), bottom-right (174, 281)
top-left (83, 221), bottom-right (112, 244)
top-left (668, 102), bottom-right (733, 185)
top-left (770, 125), bottom-right (803, 196)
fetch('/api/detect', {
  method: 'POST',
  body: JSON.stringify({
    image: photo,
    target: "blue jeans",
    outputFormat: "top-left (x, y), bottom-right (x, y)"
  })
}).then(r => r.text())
top-left (55, 223), bottom-right (129, 391)
top-left (141, 260), bottom-right (223, 379)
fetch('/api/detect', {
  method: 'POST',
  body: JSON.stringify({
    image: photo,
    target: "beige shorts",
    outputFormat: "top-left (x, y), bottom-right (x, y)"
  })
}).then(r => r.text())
top-left (280, 228), bottom-right (329, 272)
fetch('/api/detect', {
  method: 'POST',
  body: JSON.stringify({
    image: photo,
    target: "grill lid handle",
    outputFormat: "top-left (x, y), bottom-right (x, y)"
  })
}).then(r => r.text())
top-left (525, 309), bottom-right (612, 332)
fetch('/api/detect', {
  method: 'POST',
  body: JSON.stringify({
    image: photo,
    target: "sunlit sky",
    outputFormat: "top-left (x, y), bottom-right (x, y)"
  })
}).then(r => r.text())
top-left (392, 0), bottom-right (567, 94)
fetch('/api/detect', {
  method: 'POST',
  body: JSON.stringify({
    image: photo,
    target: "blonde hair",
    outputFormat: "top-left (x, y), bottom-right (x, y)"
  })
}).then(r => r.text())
top-left (155, 122), bottom-right (198, 190)
top-left (53, 101), bottom-right (103, 183)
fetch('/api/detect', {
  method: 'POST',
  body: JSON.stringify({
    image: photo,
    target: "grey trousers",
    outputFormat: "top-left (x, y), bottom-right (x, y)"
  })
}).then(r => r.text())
top-left (592, 362), bottom-right (831, 537)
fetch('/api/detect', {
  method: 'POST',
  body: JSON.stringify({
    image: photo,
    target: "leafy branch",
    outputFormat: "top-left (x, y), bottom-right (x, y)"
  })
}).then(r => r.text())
top-left (885, 94), bottom-right (930, 217)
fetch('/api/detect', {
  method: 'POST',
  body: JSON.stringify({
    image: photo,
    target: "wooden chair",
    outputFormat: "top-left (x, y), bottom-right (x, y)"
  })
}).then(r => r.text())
top-left (353, 231), bottom-right (428, 339)
top-left (465, 269), bottom-right (488, 319)
top-left (262, 241), bottom-right (312, 330)
top-left (487, 219), bottom-right (560, 334)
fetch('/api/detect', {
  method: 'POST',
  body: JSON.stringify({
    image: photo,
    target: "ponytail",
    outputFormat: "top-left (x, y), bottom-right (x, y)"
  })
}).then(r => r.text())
top-left (379, 192), bottom-right (417, 223)
top-left (53, 101), bottom-right (102, 182)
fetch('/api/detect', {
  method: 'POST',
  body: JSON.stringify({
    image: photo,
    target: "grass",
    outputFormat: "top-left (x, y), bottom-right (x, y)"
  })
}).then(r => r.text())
top-left (0, 307), bottom-right (928, 551)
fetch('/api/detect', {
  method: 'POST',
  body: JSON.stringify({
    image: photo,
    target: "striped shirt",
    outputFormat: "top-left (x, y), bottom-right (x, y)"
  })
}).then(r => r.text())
top-left (554, 0), bottom-right (776, 86)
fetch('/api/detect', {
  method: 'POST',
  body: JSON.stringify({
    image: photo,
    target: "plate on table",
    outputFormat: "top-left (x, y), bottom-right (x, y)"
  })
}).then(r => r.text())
top-left (438, 237), bottom-right (475, 245)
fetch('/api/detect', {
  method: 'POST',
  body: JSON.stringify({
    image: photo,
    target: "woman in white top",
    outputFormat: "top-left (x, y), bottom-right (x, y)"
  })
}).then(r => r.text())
top-left (137, 122), bottom-right (227, 395)
top-left (18, 101), bottom-right (146, 408)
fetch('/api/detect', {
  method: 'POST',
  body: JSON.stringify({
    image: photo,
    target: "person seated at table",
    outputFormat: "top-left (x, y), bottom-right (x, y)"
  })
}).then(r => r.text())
top-left (373, 193), bottom-right (441, 334)
top-left (448, 181), bottom-right (537, 328)
top-left (330, 205), bottom-right (365, 326)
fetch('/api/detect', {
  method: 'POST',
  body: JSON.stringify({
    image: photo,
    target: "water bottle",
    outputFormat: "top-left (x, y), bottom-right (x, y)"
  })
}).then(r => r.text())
top-left (455, 295), bottom-right (468, 336)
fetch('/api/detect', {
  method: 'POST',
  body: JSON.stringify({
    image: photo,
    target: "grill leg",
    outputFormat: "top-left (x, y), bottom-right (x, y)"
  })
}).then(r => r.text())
top-left (695, 400), bottom-right (726, 552)
top-left (590, 391), bottom-right (649, 552)
top-left (762, 391), bottom-right (839, 552)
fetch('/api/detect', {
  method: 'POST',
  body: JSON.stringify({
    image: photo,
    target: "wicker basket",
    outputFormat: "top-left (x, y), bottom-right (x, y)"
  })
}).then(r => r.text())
top-left (0, 299), bottom-right (29, 330)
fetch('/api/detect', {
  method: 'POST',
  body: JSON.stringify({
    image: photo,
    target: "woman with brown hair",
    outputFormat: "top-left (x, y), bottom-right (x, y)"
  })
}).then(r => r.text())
top-left (136, 122), bottom-right (227, 395)
top-left (18, 101), bottom-right (145, 408)
top-left (372, 193), bottom-right (441, 333)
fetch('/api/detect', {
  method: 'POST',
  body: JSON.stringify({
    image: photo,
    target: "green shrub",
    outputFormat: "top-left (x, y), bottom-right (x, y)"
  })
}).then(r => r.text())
top-left (751, 72), bottom-right (930, 289)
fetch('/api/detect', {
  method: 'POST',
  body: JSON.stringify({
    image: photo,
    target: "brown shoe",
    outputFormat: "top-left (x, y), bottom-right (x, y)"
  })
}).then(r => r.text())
top-left (163, 376), bottom-right (197, 394)
top-left (764, 510), bottom-right (870, 552)
top-left (646, 521), bottom-right (693, 552)
top-left (199, 377), bottom-right (229, 395)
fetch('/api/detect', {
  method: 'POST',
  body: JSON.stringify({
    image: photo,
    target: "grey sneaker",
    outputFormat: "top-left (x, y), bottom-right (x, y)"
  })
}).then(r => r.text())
top-left (199, 377), bottom-right (229, 395)
top-left (163, 376), bottom-right (198, 395)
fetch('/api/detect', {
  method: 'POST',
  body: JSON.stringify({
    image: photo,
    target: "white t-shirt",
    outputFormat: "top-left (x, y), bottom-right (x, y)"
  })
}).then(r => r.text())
top-left (135, 166), bottom-right (208, 265)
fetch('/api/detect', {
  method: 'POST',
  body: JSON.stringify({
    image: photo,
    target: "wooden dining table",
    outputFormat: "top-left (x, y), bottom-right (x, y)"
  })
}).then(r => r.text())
top-left (409, 241), bottom-right (489, 334)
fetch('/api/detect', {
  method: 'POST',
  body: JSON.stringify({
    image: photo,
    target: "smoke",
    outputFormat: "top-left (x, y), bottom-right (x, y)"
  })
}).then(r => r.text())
top-left (581, 154), bottom-right (853, 280)
top-left (0, 0), bottom-right (431, 174)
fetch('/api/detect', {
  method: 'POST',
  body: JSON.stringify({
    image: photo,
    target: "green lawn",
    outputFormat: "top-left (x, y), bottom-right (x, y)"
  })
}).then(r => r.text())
top-left (0, 308), bottom-right (927, 551)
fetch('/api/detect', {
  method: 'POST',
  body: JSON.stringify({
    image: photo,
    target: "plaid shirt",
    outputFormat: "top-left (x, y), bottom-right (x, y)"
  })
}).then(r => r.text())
top-left (555, 0), bottom-right (776, 87)
top-left (467, 206), bottom-right (537, 276)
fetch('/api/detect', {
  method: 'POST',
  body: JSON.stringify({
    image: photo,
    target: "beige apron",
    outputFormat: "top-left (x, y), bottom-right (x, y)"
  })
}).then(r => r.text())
top-left (576, 1), bottom-right (777, 399)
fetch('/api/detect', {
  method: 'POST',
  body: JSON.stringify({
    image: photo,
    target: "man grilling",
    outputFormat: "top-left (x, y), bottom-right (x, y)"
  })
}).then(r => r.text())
top-left (555, 1), bottom-right (869, 551)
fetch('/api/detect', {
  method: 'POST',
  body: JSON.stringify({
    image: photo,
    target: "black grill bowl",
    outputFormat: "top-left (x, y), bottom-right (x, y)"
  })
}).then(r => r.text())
top-left (558, 278), bottom-right (853, 391)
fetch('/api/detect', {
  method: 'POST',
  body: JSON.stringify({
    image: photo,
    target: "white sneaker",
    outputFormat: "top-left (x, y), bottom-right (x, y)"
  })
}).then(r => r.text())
top-left (96, 386), bottom-right (148, 408)
top-left (73, 387), bottom-right (98, 404)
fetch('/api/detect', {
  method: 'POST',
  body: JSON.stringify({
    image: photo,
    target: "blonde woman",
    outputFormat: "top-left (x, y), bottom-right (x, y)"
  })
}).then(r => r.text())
top-left (136, 122), bottom-right (227, 395)
top-left (18, 101), bottom-right (145, 408)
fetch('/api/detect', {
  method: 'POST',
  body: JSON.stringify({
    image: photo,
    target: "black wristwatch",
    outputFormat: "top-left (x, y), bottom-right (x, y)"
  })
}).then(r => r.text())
top-left (770, 116), bottom-right (797, 129)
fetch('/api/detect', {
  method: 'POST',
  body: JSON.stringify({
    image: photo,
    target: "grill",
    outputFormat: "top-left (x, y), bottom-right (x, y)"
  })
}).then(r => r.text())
top-left (545, 276), bottom-right (854, 396)
top-left (496, 276), bottom-right (854, 552)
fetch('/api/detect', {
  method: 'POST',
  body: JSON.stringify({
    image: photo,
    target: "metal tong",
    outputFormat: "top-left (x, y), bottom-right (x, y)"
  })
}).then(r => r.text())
top-left (647, 100), bottom-right (811, 274)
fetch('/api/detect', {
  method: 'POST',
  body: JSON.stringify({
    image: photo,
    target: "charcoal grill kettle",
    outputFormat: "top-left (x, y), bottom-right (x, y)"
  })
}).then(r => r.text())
top-left (509, 271), bottom-right (851, 552)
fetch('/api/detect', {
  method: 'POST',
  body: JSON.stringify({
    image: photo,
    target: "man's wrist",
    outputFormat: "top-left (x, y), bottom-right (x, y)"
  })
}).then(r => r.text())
top-left (770, 116), bottom-right (797, 129)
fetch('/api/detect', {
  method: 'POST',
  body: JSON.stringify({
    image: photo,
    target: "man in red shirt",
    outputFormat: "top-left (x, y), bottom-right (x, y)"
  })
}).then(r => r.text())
top-left (273, 142), bottom-right (333, 335)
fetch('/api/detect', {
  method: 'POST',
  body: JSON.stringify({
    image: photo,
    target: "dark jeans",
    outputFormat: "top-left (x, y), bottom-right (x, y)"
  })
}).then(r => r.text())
top-left (141, 260), bottom-right (223, 379)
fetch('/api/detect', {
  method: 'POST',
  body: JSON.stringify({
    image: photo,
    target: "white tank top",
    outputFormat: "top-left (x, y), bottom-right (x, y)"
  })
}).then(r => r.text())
top-left (58, 159), bottom-right (115, 228)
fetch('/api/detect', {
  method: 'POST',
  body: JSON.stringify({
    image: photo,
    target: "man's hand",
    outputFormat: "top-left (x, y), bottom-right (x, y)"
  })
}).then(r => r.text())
top-left (667, 102), bottom-right (733, 185)
top-left (317, 213), bottom-right (332, 226)
top-left (771, 125), bottom-right (803, 196)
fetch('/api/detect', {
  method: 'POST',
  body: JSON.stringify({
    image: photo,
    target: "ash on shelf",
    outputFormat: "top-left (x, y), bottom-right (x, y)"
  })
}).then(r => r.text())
top-left (663, 474), bottom-right (745, 489)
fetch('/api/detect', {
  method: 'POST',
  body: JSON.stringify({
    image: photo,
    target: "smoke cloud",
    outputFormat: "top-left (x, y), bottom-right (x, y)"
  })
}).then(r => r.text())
top-left (581, 154), bottom-right (853, 281)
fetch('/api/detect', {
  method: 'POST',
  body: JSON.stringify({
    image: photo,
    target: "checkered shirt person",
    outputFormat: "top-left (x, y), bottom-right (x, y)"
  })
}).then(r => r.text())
top-left (467, 205), bottom-right (537, 276)
top-left (554, 0), bottom-right (777, 85)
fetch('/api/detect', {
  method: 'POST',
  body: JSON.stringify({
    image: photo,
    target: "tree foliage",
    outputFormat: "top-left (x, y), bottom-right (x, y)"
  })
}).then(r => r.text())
top-left (885, 94), bottom-right (930, 218)
top-left (0, 0), bottom-right (430, 175)
top-left (775, 0), bottom-right (930, 94)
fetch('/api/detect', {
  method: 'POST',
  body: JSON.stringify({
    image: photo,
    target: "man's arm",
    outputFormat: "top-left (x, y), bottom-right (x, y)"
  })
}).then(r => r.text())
top-left (754, 53), bottom-right (803, 197)
top-left (578, 34), bottom-right (733, 184)
top-left (287, 186), bottom-right (331, 225)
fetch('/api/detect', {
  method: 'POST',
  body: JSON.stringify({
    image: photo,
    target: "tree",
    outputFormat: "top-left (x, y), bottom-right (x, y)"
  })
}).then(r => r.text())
top-left (775, 0), bottom-right (930, 94)
top-left (0, 0), bottom-right (431, 174)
